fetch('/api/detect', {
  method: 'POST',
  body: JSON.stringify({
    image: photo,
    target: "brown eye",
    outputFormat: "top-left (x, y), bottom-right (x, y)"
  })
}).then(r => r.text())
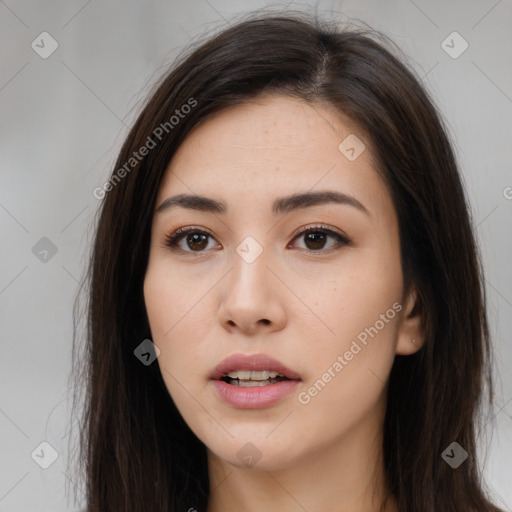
top-left (164, 228), bottom-right (218, 253)
top-left (290, 225), bottom-right (351, 252)
top-left (303, 231), bottom-right (329, 250)
top-left (183, 232), bottom-right (209, 251)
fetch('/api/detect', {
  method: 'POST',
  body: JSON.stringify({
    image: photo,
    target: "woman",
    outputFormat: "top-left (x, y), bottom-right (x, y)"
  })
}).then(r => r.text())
top-left (70, 11), bottom-right (505, 512)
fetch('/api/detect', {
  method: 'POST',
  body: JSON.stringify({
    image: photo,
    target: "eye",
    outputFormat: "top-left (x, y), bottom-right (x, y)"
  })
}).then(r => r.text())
top-left (162, 224), bottom-right (351, 255)
top-left (289, 224), bottom-right (351, 253)
top-left (163, 227), bottom-right (219, 254)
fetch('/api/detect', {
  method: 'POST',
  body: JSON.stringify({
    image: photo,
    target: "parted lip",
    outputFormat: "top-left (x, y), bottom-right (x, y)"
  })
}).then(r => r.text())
top-left (210, 353), bottom-right (302, 381)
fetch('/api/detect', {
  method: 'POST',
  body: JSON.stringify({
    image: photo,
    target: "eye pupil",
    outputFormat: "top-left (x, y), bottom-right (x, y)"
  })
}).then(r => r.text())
top-left (188, 233), bottom-right (208, 251)
top-left (305, 232), bottom-right (326, 250)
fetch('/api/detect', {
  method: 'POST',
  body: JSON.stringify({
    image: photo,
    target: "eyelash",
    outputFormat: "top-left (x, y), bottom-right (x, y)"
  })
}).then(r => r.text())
top-left (162, 224), bottom-right (351, 256)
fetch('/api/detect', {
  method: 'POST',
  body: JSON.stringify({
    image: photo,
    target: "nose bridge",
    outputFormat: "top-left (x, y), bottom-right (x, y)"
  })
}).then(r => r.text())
top-left (230, 233), bottom-right (272, 294)
top-left (219, 231), bottom-right (281, 321)
top-left (216, 222), bottom-right (289, 334)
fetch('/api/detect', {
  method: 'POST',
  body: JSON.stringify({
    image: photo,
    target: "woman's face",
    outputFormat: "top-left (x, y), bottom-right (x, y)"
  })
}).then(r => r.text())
top-left (144, 94), bottom-right (419, 471)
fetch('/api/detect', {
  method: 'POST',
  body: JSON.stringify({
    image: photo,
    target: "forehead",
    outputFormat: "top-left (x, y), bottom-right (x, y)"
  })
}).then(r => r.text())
top-left (155, 94), bottom-right (393, 220)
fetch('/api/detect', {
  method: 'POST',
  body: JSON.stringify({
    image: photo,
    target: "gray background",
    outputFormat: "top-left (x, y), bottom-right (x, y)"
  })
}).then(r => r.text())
top-left (0, 1), bottom-right (511, 510)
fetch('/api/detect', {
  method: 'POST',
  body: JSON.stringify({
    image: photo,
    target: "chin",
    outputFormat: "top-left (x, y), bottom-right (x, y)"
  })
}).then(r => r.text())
top-left (206, 435), bottom-right (303, 472)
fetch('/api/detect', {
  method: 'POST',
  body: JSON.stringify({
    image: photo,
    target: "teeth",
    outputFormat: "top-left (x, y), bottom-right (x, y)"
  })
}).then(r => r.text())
top-left (225, 370), bottom-right (282, 380)
top-left (230, 378), bottom-right (283, 387)
top-left (237, 380), bottom-right (272, 387)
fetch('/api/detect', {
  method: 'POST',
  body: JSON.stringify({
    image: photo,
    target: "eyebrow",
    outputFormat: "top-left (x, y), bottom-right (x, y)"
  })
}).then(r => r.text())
top-left (155, 190), bottom-right (370, 218)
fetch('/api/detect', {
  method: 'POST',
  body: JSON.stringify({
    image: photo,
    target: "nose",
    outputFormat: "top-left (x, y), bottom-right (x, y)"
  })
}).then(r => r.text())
top-left (217, 246), bottom-right (286, 336)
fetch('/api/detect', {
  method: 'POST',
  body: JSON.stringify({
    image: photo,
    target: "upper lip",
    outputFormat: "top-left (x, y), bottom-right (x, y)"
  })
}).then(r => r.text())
top-left (210, 353), bottom-right (302, 381)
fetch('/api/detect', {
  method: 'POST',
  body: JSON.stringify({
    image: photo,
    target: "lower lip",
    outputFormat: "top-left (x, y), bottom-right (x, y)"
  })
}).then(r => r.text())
top-left (210, 379), bottom-right (300, 409)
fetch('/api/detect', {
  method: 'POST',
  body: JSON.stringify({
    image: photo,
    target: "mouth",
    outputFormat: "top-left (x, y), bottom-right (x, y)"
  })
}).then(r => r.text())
top-left (219, 370), bottom-right (291, 387)
top-left (210, 353), bottom-right (302, 384)
top-left (209, 353), bottom-right (301, 409)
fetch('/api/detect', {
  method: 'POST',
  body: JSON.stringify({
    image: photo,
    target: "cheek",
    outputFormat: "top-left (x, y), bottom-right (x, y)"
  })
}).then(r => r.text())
top-left (308, 249), bottom-right (402, 334)
top-left (297, 282), bottom-right (401, 434)
top-left (144, 268), bottom-right (188, 375)
top-left (143, 271), bottom-right (200, 417)
top-left (302, 247), bottom-right (403, 380)
top-left (144, 274), bottom-right (173, 339)
top-left (144, 261), bottom-right (202, 339)
top-left (143, 265), bottom-right (213, 385)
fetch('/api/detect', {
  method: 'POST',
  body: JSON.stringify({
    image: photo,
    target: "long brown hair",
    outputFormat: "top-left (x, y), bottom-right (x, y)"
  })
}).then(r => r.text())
top-left (68, 11), bottom-right (504, 512)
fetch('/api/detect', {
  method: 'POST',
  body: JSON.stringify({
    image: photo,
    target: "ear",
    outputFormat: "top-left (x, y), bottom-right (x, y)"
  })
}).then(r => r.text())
top-left (395, 285), bottom-right (425, 355)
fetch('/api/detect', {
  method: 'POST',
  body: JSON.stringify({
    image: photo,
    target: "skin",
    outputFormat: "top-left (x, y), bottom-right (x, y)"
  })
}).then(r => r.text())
top-left (143, 94), bottom-right (424, 512)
